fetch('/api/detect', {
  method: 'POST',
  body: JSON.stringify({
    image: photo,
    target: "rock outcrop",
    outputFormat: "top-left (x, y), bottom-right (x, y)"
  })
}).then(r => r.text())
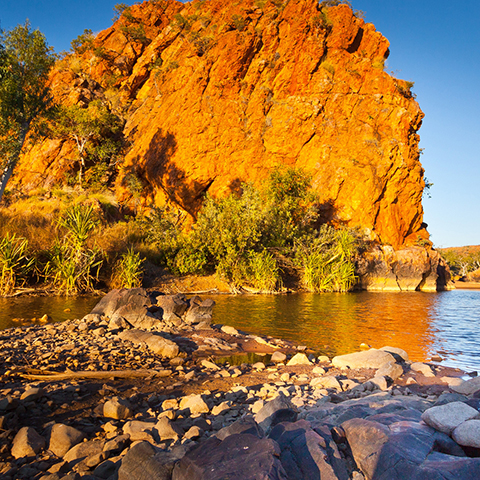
top-left (16, 0), bottom-right (427, 250)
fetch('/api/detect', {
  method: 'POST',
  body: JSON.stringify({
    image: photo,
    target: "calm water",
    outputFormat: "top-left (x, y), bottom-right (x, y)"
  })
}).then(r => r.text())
top-left (1, 291), bottom-right (479, 373)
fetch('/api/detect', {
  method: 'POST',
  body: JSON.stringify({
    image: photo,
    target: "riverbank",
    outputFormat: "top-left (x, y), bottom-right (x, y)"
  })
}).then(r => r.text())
top-left (1, 289), bottom-right (480, 479)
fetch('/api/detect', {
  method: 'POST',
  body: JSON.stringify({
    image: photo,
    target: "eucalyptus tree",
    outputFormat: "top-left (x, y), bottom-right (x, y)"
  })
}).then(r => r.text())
top-left (0, 21), bottom-right (56, 202)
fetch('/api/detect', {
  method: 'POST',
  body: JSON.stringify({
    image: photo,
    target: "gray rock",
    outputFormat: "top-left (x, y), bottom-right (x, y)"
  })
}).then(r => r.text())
top-left (221, 325), bottom-right (239, 336)
top-left (91, 288), bottom-right (152, 317)
top-left (172, 433), bottom-right (286, 480)
top-left (103, 397), bottom-right (132, 420)
top-left (452, 419), bottom-right (480, 448)
top-left (269, 419), bottom-right (349, 480)
top-left (375, 362), bottom-right (404, 381)
top-left (49, 424), bottom-right (84, 457)
top-left (184, 297), bottom-right (215, 325)
top-left (156, 294), bottom-right (188, 321)
top-left (11, 426), bottom-right (46, 459)
top-left (63, 439), bottom-right (104, 463)
top-left (111, 304), bottom-right (157, 330)
top-left (310, 375), bottom-right (342, 391)
top-left (379, 346), bottom-right (409, 362)
top-left (255, 392), bottom-right (297, 434)
top-left (421, 402), bottom-right (480, 435)
top-left (451, 376), bottom-right (480, 395)
top-left (118, 329), bottom-right (179, 358)
top-left (122, 420), bottom-right (157, 443)
top-left (332, 349), bottom-right (396, 369)
top-left (216, 416), bottom-right (264, 441)
top-left (103, 435), bottom-right (130, 454)
top-left (118, 441), bottom-right (170, 480)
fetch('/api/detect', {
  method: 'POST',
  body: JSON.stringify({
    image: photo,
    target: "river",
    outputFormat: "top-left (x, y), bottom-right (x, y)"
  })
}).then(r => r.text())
top-left (1, 290), bottom-right (479, 373)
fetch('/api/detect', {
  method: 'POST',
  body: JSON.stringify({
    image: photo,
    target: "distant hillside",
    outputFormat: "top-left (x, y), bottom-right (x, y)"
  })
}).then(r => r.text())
top-left (438, 245), bottom-right (480, 278)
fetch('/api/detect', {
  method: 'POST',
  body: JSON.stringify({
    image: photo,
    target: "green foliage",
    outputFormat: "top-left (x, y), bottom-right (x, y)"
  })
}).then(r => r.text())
top-left (113, 3), bottom-right (131, 22)
top-left (0, 234), bottom-right (34, 295)
top-left (440, 248), bottom-right (480, 278)
top-left (246, 250), bottom-right (281, 291)
top-left (0, 21), bottom-right (55, 202)
top-left (52, 100), bottom-right (124, 186)
top-left (70, 29), bottom-right (94, 54)
top-left (111, 247), bottom-right (144, 288)
top-left (45, 204), bottom-right (103, 295)
top-left (120, 24), bottom-right (149, 45)
top-left (295, 225), bottom-right (358, 292)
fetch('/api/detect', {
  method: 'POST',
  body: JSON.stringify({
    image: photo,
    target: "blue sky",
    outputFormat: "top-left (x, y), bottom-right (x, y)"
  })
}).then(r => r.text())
top-left (0, 0), bottom-right (479, 247)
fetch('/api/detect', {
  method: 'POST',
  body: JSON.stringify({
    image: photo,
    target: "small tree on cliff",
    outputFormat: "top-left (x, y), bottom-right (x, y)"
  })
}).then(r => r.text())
top-left (53, 100), bottom-right (123, 186)
top-left (0, 22), bottom-right (55, 203)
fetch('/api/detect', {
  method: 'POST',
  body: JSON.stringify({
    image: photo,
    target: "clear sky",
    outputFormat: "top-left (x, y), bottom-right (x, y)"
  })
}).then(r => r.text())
top-left (0, 0), bottom-right (479, 247)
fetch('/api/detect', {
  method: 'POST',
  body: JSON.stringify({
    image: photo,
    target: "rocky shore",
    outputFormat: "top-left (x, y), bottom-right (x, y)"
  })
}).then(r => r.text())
top-left (1, 289), bottom-right (480, 480)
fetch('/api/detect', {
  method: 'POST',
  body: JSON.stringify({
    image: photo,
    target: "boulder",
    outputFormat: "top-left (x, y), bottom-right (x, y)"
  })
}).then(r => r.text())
top-left (411, 362), bottom-right (435, 377)
top-left (216, 416), bottom-right (264, 441)
top-left (379, 346), bottom-right (409, 362)
top-left (332, 349), bottom-right (396, 369)
top-left (184, 297), bottom-right (215, 325)
top-left (156, 294), bottom-right (188, 321)
top-left (451, 376), bottom-right (480, 396)
top-left (122, 420), bottom-right (157, 443)
top-left (64, 439), bottom-right (104, 463)
top-left (155, 416), bottom-right (183, 442)
top-left (172, 433), bottom-right (286, 480)
top-left (118, 329), bottom-right (179, 358)
top-left (375, 362), bottom-right (404, 381)
top-left (310, 376), bottom-right (342, 391)
top-left (255, 393), bottom-right (297, 434)
top-left (20, 387), bottom-right (45, 402)
top-left (111, 303), bottom-right (158, 330)
top-left (90, 288), bottom-right (151, 317)
top-left (452, 419), bottom-right (480, 448)
top-left (269, 419), bottom-right (349, 480)
top-left (11, 426), bottom-right (46, 459)
top-left (421, 402), bottom-right (480, 435)
top-left (49, 424), bottom-right (85, 457)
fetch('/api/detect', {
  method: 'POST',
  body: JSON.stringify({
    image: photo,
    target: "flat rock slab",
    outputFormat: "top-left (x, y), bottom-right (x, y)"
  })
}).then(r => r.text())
top-left (172, 433), bottom-right (286, 480)
top-left (118, 330), bottom-right (179, 358)
top-left (332, 349), bottom-right (395, 369)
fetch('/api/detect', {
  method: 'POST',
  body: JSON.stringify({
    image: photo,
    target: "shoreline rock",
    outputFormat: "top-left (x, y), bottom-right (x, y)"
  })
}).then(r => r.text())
top-left (0, 290), bottom-right (479, 479)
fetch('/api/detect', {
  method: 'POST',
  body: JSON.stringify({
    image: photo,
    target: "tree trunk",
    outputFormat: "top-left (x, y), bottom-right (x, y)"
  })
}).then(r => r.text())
top-left (0, 124), bottom-right (29, 204)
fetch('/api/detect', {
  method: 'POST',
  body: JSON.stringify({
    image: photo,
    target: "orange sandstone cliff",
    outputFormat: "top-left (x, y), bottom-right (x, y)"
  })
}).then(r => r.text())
top-left (13, 0), bottom-right (450, 290)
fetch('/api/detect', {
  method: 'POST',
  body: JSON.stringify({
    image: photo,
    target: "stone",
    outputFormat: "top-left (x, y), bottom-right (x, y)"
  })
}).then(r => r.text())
top-left (179, 394), bottom-right (209, 415)
top-left (11, 426), bottom-right (46, 459)
top-left (312, 366), bottom-right (326, 375)
top-left (332, 349), bottom-right (396, 369)
top-left (216, 416), bottom-right (264, 441)
top-left (122, 420), bottom-right (157, 442)
top-left (117, 441), bottom-right (171, 480)
top-left (375, 362), bottom-right (404, 381)
top-left (156, 294), bottom-right (188, 321)
top-left (271, 351), bottom-right (287, 364)
top-left (103, 397), bottom-right (132, 420)
top-left (286, 353), bottom-right (311, 366)
top-left (201, 359), bottom-right (220, 370)
top-left (103, 435), bottom-right (130, 454)
top-left (172, 434), bottom-right (286, 480)
top-left (421, 402), bottom-right (480, 435)
top-left (310, 376), bottom-right (342, 391)
top-left (184, 298), bottom-right (215, 325)
top-left (20, 387), bottom-right (45, 402)
top-left (380, 346), bottom-right (409, 362)
top-left (269, 420), bottom-right (349, 480)
top-left (63, 439), bottom-right (104, 463)
top-left (118, 329), bottom-right (179, 358)
top-left (220, 325), bottom-right (238, 336)
top-left (184, 426), bottom-right (203, 440)
top-left (111, 304), bottom-right (157, 330)
top-left (411, 362), bottom-right (435, 377)
top-left (49, 424), bottom-right (85, 457)
top-left (255, 393), bottom-right (297, 433)
top-left (211, 401), bottom-right (231, 416)
top-left (90, 289), bottom-right (151, 318)
top-left (452, 419), bottom-right (480, 448)
top-left (451, 376), bottom-right (480, 395)
top-left (369, 376), bottom-right (389, 391)
top-left (155, 416), bottom-right (183, 442)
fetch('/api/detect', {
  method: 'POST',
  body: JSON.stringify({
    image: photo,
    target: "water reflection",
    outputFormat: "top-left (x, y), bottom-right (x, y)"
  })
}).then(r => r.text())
top-left (0, 296), bottom-right (101, 330)
top-left (207, 291), bottom-right (480, 372)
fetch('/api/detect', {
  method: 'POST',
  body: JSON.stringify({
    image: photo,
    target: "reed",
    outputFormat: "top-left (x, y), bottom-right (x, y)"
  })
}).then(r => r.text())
top-left (247, 250), bottom-right (281, 292)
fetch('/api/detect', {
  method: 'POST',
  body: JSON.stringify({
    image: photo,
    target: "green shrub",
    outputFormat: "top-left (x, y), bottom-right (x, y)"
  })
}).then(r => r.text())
top-left (247, 250), bottom-right (281, 291)
top-left (0, 234), bottom-right (34, 295)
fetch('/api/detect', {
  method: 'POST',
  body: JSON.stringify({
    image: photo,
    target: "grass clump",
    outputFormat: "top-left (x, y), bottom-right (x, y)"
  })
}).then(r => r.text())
top-left (0, 234), bottom-right (34, 295)
top-left (111, 247), bottom-right (144, 288)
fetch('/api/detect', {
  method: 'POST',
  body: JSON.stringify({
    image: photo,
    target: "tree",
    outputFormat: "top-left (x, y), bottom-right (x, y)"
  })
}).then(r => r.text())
top-left (53, 100), bottom-right (123, 186)
top-left (0, 22), bottom-right (55, 202)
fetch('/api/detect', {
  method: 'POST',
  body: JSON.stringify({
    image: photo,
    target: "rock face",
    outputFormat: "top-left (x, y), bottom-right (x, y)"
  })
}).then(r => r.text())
top-left (16, 0), bottom-right (428, 250)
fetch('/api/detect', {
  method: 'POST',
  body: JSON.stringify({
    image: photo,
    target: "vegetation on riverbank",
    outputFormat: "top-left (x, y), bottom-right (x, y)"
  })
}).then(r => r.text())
top-left (438, 245), bottom-right (480, 280)
top-left (0, 168), bottom-right (362, 296)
